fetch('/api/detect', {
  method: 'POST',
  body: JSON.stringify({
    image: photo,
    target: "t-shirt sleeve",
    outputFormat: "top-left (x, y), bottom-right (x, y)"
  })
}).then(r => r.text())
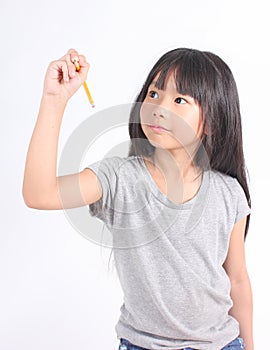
top-left (233, 178), bottom-right (251, 224)
top-left (84, 156), bottom-right (120, 226)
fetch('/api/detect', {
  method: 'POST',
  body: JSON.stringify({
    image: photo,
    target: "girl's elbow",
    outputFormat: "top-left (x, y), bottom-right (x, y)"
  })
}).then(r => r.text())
top-left (229, 270), bottom-right (250, 286)
top-left (22, 193), bottom-right (42, 209)
top-left (22, 189), bottom-right (47, 210)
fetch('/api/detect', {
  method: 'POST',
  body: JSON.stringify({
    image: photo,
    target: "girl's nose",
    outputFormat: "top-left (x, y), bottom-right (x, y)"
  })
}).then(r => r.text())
top-left (152, 106), bottom-right (169, 119)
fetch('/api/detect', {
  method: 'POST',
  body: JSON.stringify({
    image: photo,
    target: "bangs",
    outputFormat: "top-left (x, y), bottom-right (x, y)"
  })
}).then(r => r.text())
top-left (153, 54), bottom-right (208, 104)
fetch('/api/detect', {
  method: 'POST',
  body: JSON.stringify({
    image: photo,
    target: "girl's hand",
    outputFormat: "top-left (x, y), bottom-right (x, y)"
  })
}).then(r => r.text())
top-left (43, 48), bottom-right (90, 102)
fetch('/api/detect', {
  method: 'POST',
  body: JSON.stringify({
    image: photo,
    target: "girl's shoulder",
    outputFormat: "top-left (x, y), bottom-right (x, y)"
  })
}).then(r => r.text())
top-left (208, 169), bottom-right (246, 199)
top-left (88, 155), bottom-right (142, 177)
top-left (106, 154), bottom-right (142, 170)
top-left (210, 169), bottom-right (236, 183)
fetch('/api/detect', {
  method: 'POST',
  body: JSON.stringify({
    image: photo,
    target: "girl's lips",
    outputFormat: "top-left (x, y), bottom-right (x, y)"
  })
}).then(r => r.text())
top-left (149, 124), bottom-right (170, 132)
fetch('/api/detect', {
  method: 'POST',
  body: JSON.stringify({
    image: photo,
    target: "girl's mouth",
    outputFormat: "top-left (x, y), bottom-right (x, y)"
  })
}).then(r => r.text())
top-left (149, 124), bottom-right (170, 133)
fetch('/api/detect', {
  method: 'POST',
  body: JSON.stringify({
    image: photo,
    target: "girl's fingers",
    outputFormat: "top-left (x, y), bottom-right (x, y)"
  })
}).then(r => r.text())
top-left (44, 49), bottom-right (89, 98)
top-left (77, 54), bottom-right (89, 70)
top-left (65, 53), bottom-right (77, 78)
top-left (57, 49), bottom-right (90, 81)
top-left (75, 55), bottom-right (90, 80)
top-left (59, 49), bottom-right (78, 61)
top-left (66, 48), bottom-right (79, 64)
top-left (59, 61), bottom-right (69, 82)
top-left (48, 60), bottom-right (69, 82)
top-left (59, 49), bottom-right (79, 78)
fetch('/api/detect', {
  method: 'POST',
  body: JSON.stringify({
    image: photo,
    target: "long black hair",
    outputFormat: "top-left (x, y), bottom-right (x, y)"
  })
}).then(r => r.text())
top-left (128, 48), bottom-right (251, 238)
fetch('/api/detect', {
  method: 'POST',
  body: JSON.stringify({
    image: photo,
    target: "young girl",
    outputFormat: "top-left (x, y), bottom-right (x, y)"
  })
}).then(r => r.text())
top-left (22, 48), bottom-right (253, 350)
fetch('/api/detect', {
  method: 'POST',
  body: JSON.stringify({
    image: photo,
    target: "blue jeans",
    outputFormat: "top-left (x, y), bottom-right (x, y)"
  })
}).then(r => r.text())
top-left (118, 337), bottom-right (245, 349)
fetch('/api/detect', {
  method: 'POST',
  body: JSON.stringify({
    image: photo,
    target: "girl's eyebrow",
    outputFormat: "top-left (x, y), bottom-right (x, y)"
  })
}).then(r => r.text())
top-left (149, 80), bottom-right (192, 100)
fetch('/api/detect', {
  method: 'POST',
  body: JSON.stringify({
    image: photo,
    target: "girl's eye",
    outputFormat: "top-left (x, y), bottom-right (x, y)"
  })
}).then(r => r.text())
top-left (149, 91), bottom-right (159, 99)
top-left (175, 97), bottom-right (187, 104)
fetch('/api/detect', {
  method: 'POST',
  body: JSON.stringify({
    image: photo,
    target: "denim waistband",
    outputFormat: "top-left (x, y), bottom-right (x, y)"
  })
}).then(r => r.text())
top-left (118, 336), bottom-right (245, 350)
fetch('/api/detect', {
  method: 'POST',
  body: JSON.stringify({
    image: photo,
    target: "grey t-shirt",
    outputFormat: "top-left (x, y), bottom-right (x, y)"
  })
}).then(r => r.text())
top-left (85, 155), bottom-right (251, 350)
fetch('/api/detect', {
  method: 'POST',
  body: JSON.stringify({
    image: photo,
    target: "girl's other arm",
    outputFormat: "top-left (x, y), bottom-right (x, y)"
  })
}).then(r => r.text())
top-left (223, 216), bottom-right (254, 350)
top-left (22, 49), bottom-right (102, 210)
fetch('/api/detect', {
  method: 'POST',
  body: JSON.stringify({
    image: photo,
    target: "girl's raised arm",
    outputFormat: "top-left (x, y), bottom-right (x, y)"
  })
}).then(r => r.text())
top-left (22, 49), bottom-right (102, 210)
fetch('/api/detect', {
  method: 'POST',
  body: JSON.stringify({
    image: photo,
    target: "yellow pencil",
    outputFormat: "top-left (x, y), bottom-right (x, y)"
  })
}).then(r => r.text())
top-left (73, 58), bottom-right (95, 108)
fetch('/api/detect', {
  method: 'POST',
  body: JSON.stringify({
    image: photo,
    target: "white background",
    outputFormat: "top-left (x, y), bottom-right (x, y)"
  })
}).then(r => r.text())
top-left (0, 0), bottom-right (269, 349)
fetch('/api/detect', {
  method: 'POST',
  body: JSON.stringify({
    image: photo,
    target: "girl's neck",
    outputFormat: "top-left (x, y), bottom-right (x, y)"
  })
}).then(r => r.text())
top-left (150, 148), bottom-right (202, 183)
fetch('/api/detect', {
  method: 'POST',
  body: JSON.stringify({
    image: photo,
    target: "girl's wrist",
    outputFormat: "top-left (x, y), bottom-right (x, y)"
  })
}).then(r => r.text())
top-left (41, 92), bottom-right (69, 110)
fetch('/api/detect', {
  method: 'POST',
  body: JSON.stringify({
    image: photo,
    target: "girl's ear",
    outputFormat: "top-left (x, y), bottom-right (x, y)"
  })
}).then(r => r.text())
top-left (203, 123), bottom-right (209, 135)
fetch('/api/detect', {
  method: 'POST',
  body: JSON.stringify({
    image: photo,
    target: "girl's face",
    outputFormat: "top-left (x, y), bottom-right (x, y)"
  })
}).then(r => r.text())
top-left (140, 71), bottom-right (204, 153)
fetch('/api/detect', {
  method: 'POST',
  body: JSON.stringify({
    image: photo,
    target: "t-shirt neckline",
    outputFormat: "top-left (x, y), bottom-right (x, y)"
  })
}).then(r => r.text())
top-left (137, 155), bottom-right (210, 211)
